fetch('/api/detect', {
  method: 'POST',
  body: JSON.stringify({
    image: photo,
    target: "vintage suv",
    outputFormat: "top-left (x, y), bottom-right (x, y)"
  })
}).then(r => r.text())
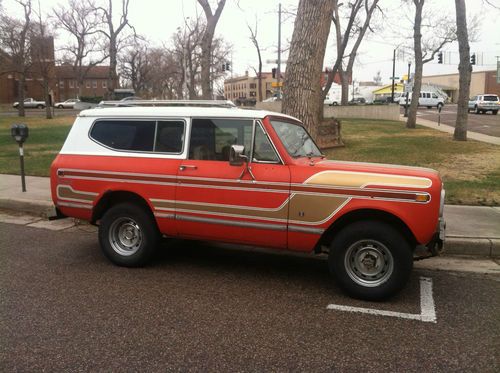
top-left (50, 101), bottom-right (445, 300)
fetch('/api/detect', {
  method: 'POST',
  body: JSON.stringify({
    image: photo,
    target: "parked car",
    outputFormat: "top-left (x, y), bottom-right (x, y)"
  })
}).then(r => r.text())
top-left (54, 98), bottom-right (79, 109)
top-left (348, 97), bottom-right (366, 105)
top-left (468, 94), bottom-right (499, 115)
top-left (119, 96), bottom-right (142, 102)
top-left (50, 101), bottom-right (445, 301)
top-left (12, 98), bottom-right (46, 109)
top-left (399, 91), bottom-right (444, 109)
top-left (324, 95), bottom-right (339, 106)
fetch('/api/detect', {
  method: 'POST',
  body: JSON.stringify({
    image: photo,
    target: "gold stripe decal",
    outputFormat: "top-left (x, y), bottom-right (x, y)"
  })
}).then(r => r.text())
top-left (57, 185), bottom-right (97, 204)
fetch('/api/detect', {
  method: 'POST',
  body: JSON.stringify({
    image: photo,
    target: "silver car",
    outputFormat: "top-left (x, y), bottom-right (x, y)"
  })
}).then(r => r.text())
top-left (468, 94), bottom-right (499, 115)
top-left (54, 99), bottom-right (79, 109)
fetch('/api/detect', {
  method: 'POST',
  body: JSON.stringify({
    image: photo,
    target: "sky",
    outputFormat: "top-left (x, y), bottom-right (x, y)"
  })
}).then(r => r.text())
top-left (3, 0), bottom-right (500, 86)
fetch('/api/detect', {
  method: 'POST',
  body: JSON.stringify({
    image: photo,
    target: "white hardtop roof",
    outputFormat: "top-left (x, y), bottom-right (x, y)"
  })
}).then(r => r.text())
top-left (78, 106), bottom-right (300, 121)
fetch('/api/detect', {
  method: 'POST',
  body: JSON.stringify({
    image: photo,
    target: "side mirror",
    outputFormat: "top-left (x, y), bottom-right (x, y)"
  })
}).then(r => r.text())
top-left (229, 144), bottom-right (247, 166)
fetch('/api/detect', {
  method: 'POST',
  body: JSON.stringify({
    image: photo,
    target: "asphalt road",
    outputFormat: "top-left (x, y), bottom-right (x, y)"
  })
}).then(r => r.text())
top-left (1, 222), bottom-right (499, 372)
top-left (401, 104), bottom-right (500, 137)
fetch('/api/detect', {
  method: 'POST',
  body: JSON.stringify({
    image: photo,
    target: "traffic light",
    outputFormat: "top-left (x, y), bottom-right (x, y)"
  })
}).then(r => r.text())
top-left (221, 63), bottom-right (226, 71)
top-left (272, 68), bottom-right (277, 78)
top-left (437, 51), bottom-right (443, 64)
top-left (470, 53), bottom-right (476, 65)
top-left (226, 62), bottom-right (230, 71)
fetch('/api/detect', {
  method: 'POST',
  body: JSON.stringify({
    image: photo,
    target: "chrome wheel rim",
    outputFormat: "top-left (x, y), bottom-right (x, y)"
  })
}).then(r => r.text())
top-left (109, 217), bottom-right (142, 256)
top-left (344, 240), bottom-right (394, 287)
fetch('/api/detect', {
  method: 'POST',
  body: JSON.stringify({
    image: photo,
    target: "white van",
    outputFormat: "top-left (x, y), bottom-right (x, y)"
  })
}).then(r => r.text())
top-left (400, 91), bottom-right (444, 109)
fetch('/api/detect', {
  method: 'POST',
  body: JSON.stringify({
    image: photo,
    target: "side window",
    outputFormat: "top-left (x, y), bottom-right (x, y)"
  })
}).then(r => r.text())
top-left (155, 121), bottom-right (185, 153)
top-left (253, 124), bottom-right (280, 163)
top-left (189, 118), bottom-right (253, 161)
top-left (432, 93), bottom-right (438, 98)
top-left (90, 120), bottom-right (155, 151)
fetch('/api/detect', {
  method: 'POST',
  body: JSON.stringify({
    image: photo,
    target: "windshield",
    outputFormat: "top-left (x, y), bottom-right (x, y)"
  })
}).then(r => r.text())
top-left (270, 119), bottom-right (322, 158)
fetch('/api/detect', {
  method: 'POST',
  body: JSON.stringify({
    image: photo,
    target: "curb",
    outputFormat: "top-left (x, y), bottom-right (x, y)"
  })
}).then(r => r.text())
top-left (445, 237), bottom-right (500, 258)
top-left (0, 198), bottom-right (53, 218)
top-left (0, 198), bottom-right (498, 258)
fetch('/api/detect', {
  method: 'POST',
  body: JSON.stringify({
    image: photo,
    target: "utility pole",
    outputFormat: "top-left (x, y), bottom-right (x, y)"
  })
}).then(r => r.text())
top-left (391, 49), bottom-right (396, 103)
top-left (277, 3), bottom-right (282, 98)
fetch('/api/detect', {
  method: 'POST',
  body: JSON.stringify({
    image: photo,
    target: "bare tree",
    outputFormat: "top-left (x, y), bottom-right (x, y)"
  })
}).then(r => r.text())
top-left (406, 0), bottom-right (456, 129)
top-left (322, 0), bottom-right (379, 106)
top-left (453, 0), bottom-right (471, 141)
top-left (54, 0), bottom-right (107, 97)
top-left (0, 0), bottom-right (32, 117)
top-left (282, 0), bottom-right (335, 141)
top-left (197, 0), bottom-right (226, 99)
top-left (95, 0), bottom-right (134, 98)
top-left (118, 38), bottom-right (151, 95)
top-left (31, 1), bottom-right (54, 119)
top-left (247, 19), bottom-right (263, 102)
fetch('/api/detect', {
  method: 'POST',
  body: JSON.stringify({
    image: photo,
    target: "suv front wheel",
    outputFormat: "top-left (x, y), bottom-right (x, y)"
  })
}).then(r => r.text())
top-left (98, 203), bottom-right (160, 267)
top-left (329, 221), bottom-right (413, 301)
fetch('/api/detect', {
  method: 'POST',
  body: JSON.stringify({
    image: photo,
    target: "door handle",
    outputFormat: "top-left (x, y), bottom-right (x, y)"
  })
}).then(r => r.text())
top-left (179, 165), bottom-right (197, 171)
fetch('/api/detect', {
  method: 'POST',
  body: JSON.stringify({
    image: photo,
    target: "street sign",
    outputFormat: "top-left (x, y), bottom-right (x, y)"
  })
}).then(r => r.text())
top-left (271, 82), bottom-right (283, 87)
top-left (404, 85), bottom-right (413, 93)
top-left (389, 77), bottom-right (400, 80)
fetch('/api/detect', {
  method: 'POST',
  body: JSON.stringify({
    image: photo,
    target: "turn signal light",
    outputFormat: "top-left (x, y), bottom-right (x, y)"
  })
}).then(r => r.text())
top-left (415, 194), bottom-right (430, 202)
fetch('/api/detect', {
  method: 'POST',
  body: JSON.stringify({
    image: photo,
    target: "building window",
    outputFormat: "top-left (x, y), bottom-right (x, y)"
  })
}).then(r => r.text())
top-left (250, 83), bottom-right (256, 89)
top-left (93, 80), bottom-right (97, 88)
top-left (59, 80), bottom-right (64, 88)
top-left (69, 80), bottom-right (74, 88)
top-left (250, 91), bottom-right (256, 97)
top-left (86, 81), bottom-right (90, 88)
top-left (102, 80), bottom-right (107, 88)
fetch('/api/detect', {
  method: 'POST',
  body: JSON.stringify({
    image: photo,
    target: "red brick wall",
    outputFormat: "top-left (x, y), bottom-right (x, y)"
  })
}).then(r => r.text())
top-left (484, 71), bottom-right (500, 97)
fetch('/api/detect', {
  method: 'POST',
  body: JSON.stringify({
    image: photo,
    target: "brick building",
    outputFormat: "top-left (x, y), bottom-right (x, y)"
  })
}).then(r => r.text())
top-left (224, 72), bottom-right (280, 104)
top-left (0, 37), bottom-right (110, 104)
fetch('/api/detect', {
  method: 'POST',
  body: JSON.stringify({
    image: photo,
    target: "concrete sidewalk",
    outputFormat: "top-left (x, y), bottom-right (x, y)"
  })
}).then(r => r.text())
top-left (399, 115), bottom-right (500, 145)
top-left (1, 174), bottom-right (499, 257)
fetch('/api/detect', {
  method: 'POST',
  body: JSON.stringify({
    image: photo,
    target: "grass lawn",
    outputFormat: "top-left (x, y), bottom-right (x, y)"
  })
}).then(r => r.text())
top-left (0, 115), bottom-right (74, 177)
top-left (325, 118), bottom-right (500, 206)
top-left (0, 115), bottom-right (498, 205)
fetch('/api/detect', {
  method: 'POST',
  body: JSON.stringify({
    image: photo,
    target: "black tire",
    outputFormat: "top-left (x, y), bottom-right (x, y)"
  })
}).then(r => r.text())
top-left (98, 203), bottom-right (160, 267)
top-left (36, 104), bottom-right (44, 109)
top-left (437, 103), bottom-right (443, 110)
top-left (328, 221), bottom-right (413, 301)
top-left (58, 105), bottom-right (64, 109)
top-left (493, 110), bottom-right (498, 115)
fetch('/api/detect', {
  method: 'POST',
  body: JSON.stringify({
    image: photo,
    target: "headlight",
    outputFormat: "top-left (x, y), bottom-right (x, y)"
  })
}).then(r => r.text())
top-left (439, 186), bottom-right (445, 217)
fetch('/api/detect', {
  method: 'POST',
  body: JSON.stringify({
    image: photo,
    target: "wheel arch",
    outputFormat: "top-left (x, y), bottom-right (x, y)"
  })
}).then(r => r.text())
top-left (317, 208), bottom-right (417, 253)
top-left (91, 190), bottom-right (155, 225)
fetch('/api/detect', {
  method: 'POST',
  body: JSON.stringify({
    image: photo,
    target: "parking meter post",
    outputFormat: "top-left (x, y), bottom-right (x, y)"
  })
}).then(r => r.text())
top-left (10, 123), bottom-right (29, 192)
top-left (19, 143), bottom-right (26, 192)
top-left (438, 105), bottom-right (442, 126)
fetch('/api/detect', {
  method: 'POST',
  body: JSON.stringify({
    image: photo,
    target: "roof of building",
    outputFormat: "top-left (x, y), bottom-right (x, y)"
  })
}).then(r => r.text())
top-left (55, 65), bottom-right (110, 79)
top-left (78, 106), bottom-right (299, 121)
top-left (422, 69), bottom-right (495, 79)
top-left (372, 83), bottom-right (405, 94)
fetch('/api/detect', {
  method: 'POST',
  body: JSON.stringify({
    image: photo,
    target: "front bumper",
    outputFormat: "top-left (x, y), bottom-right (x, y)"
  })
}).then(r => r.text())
top-left (414, 218), bottom-right (445, 260)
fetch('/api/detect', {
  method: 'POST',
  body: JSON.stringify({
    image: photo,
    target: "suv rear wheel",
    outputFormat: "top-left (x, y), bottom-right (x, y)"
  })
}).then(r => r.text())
top-left (329, 221), bottom-right (413, 301)
top-left (98, 203), bottom-right (160, 267)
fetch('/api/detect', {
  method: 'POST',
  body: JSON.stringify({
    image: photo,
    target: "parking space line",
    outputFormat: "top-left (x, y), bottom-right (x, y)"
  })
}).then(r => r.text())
top-left (326, 277), bottom-right (437, 323)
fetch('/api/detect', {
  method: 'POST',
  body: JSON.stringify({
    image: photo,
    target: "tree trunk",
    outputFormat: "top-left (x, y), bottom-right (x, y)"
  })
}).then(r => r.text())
top-left (257, 49), bottom-right (263, 102)
top-left (17, 76), bottom-right (25, 117)
top-left (340, 68), bottom-right (349, 105)
top-left (407, 0), bottom-right (424, 129)
top-left (282, 0), bottom-right (334, 141)
top-left (43, 81), bottom-right (53, 119)
top-left (198, 0), bottom-right (226, 100)
top-left (107, 35), bottom-right (118, 98)
top-left (453, 0), bottom-right (471, 141)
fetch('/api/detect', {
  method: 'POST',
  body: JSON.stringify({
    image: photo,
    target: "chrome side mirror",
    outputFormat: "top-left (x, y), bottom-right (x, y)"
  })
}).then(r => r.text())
top-left (229, 144), bottom-right (247, 166)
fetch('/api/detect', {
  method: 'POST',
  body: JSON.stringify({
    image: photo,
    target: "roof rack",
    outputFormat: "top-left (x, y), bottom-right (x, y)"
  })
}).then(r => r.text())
top-left (97, 99), bottom-right (236, 108)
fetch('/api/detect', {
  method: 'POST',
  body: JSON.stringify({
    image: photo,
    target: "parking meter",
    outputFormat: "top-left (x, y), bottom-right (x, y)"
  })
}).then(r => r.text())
top-left (10, 124), bottom-right (29, 192)
top-left (437, 105), bottom-right (442, 126)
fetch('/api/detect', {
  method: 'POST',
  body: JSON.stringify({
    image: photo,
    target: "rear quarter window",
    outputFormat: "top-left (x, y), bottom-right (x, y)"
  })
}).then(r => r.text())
top-left (483, 95), bottom-right (499, 101)
top-left (90, 120), bottom-right (155, 151)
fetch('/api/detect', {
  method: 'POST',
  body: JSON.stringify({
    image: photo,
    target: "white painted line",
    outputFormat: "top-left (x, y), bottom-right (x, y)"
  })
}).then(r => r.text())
top-left (326, 277), bottom-right (437, 323)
